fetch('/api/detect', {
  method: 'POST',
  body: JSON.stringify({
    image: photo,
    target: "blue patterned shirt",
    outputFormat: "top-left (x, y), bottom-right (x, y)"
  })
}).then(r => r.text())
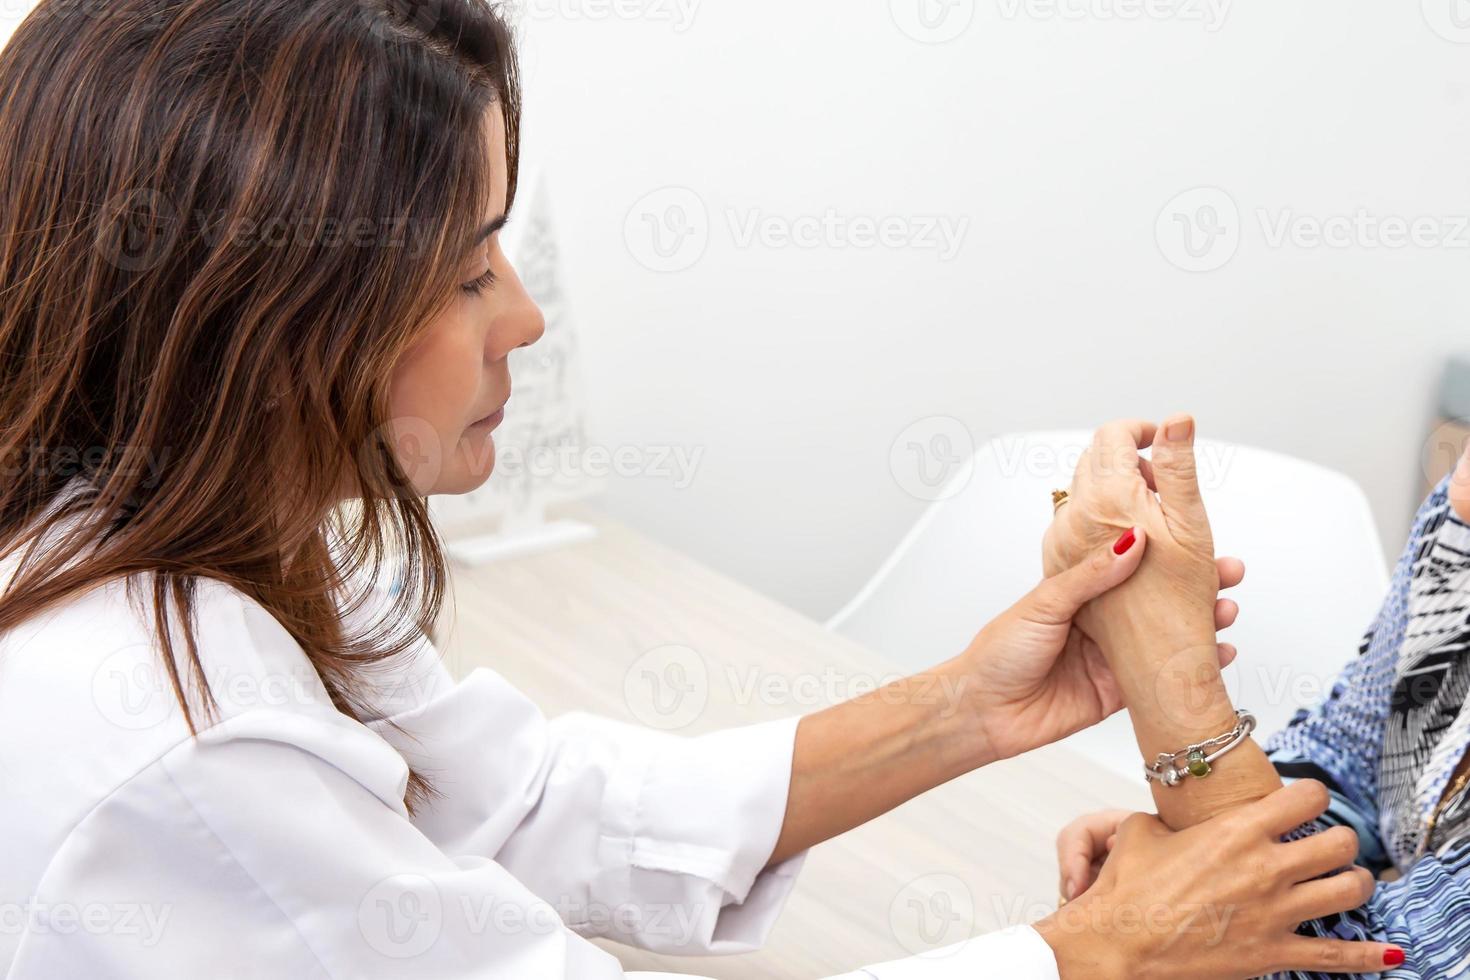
top-left (1265, 474), bottom-right (1470, 978)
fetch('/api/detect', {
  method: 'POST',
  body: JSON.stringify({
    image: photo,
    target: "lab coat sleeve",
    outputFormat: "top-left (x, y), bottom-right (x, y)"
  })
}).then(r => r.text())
top-left (364, 648), bottom-right (808, 956)
top-left (363, 660), bottom-right (1062, 975)
top-left (820, 926), bottom-right (1061, 979)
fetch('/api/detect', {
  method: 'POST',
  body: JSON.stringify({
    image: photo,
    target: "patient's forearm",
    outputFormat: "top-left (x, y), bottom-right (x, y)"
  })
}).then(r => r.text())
top-left (1089, 586), bottom-right (1282, 831)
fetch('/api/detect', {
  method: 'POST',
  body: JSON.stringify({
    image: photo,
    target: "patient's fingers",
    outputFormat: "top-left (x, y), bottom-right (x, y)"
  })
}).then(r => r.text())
top-left (1253, 779), bottom-right (1334, 838)
top-left (1056, 810), bottom-right (1131, 900)
top-left (1151, 413), bottom-right (1207, 534)
top-left (1091, 418), bottom-right (1157, 454)
top-left (1216, 642), bottom-right (1237, 668)
top-left (1214, 598), bottom-right (1239, 630)
top-left (1137, 457), bottom-right (1158, 492)
top-left (1087, 420), bottom-right (1157, 487)
top-left (1217, 556), bottom-right (1246, 590)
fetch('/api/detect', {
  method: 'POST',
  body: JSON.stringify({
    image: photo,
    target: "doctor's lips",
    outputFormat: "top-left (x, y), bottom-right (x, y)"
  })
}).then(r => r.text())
top-left (468, 398), bottom-right (508, 432)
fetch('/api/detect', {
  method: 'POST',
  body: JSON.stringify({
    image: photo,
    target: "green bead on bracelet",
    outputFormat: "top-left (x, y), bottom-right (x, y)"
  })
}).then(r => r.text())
top-left (1186, 749), bottom-right (1212, 779)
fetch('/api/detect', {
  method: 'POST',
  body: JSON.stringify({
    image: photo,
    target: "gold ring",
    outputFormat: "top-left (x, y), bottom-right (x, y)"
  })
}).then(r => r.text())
top-left (1052, 489), bottom-right (1070, 513)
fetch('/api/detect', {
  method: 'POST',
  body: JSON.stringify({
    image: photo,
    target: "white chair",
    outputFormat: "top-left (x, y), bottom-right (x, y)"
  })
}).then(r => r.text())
top-left (827, 430), bottom-right (1391, 783)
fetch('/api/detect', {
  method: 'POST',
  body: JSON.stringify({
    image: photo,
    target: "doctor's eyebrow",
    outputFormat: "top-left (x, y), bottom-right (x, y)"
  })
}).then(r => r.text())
top-left (472, 214), bottom-right (508, 246)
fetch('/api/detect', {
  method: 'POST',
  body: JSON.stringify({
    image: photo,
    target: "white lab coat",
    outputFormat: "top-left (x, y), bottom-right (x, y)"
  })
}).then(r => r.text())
top-left (0, 484), bottom-right (1059, 978)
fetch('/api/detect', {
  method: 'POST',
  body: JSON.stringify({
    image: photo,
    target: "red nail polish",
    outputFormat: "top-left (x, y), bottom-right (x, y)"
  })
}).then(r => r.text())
top-left (1384, 948), bottom-right (1405, 967)
top-left (1112, 528), bottom-right (1137, 555)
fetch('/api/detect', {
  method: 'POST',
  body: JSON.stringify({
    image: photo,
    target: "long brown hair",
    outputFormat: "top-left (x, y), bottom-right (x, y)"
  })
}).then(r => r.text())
top-left (0, 0), bottom-right (521, 808)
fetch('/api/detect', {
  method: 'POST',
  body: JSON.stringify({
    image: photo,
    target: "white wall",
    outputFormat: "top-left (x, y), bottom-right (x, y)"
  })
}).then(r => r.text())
top-left (4, 3), bottom-right (1467, 622)
top-left (510, 0), bottom-right (1470, 619)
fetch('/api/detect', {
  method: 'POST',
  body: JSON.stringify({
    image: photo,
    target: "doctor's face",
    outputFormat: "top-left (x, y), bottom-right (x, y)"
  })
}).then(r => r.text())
top-left (385, 104), bottom-right (545, 497)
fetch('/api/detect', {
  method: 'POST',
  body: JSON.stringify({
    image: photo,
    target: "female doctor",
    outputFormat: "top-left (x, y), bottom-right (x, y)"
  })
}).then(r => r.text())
top-left (0, 0), bottom-right (1399, 976)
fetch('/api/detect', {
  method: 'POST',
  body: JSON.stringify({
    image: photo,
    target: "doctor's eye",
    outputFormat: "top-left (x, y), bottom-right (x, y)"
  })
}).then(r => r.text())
top-left (460, 268), bottom-right (498, 296)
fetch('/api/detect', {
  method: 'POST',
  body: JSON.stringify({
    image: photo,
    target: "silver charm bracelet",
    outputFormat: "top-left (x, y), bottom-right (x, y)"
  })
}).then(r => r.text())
top-left (1144, 709), bottom-right (1257, 787)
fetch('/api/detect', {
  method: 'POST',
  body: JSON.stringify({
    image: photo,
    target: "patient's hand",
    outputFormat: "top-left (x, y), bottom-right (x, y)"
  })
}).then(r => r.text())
top-left (1045, 416), bottom-right (1284, 828)
top-left (1042, 416), bottom-right (1227, 649)
top-left (1055, 808), bottom-right (1130, 902)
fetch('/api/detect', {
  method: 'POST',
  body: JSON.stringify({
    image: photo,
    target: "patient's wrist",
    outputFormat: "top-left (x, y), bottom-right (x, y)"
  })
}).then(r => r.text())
top-left (1120, 644), bottom-right (1280, 827)
top-left (1091, 619), bottom-right (1237, 749)
top-left (1130, 649), bottom-right (1236, 746)
top-left (1087, 589), bottom-right (1215, 659)
top-left (1079, 596), bottom-right (1278, 827)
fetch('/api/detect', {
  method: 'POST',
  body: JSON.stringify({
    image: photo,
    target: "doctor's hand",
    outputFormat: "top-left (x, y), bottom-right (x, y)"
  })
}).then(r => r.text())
top-left (959, 526), bottom-right (1238, 764)
top-left (1035, 781), bottom-right (1404, 979)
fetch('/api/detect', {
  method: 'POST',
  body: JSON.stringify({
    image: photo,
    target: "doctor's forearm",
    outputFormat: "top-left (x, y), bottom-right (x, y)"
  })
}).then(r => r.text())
top-left (765, 654), bottom-right (987, 867)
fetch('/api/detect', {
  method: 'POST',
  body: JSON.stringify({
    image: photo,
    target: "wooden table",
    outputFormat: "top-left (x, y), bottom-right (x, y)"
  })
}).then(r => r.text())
top-left (433, 504), bottom-right (1150, 978)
